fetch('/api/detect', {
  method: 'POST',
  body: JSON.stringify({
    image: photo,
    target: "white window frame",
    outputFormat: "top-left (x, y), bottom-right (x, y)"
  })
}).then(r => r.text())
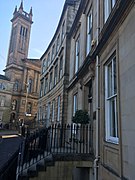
top-left (105, 55), bottom-right (118, 144)
top-left (57, 96), bottom-right (60, 121)
top-left (104, 0), bottom-right (116, 22)
top-left (86, 11), bottom-right (93, 55)
top-left (75, 36), bottom-right (80, 73)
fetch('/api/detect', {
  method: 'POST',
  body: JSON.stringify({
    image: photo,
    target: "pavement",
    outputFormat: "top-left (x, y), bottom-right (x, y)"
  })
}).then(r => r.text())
top-left (0, 129), bottom-right (23, 171)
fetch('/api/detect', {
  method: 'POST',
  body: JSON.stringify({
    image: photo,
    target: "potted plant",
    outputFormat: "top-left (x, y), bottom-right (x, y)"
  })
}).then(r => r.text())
top-left (72, 110), bottom-right (90, 124)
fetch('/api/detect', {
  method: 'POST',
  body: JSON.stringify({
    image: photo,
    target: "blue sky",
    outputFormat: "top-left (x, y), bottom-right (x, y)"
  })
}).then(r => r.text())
top-left (0, 0), bottom-right (65, 75)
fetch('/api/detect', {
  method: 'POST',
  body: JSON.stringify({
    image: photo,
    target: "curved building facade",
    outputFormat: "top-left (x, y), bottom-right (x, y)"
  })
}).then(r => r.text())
top-left (38, 0), bottom-right (80, 126)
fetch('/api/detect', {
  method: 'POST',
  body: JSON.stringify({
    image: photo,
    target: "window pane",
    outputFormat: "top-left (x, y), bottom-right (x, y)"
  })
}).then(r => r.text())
top-left (104, 0), bottom-right (109, 22)
top-left (50, 72), bottom-right (52, 90)
top-left (60, 57), bottom-right (63, 79)
top-left (87, 13), bottom-right (92, 55)
top-left (48, 53), bottom-right (50, 65)
top-left (75, 37), bottom-right (80, 73)
top-left (27, 102), bottom-right (32, 114)
top-left (109, 98), bottom-right (118, 137)
top-left (104, 0), bottom-right (116, 22)
top-left (57, 96), bottom-right (60, 121)
top-left (52, 100), bottom-right (55, 121)
top-left (73, 94), bottom-right (77, 115)
top-left (51, 45), bottom-right (55, 61)
top-left (43, 105), bottom-right (46, 120)
top-left (28, 79), bottom-right (32, 93)
top-left (61, 21), bottom-right (65, 41)
top-left (40, 82), bottom-right (43, 97)
top-left (108, 62), bottom-right (112, 97)
top-left (112, 0), bottom-right (116, 8)
top-left (46, 103), bottom-right (50, 121)
top-left (1, 98), bottom-right (5, 107)
top-left (45, 78), bottom-right (48, 94)
top-left (87, 34), bottom-right (92, 55)
top-left (14, 80), bottom-right (19, 91)
top-left (57, 35), bottom-right (60, 53)
top-left (54, 65), bottom-right (58, 85)
top-left (113, 57), bottom-right (117, 94)
top-left (105, 54), bottom-right (118, 143)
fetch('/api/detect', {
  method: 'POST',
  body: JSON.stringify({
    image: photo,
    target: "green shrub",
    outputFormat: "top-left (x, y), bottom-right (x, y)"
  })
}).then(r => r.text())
top-left (72, 110), bottom-right (90, 124)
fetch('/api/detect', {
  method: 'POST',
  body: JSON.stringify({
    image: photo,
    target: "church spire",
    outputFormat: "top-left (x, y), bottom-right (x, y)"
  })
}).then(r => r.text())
top-left (30, 7), bottom-right (33, 16)
top-left (19, 0), bottom-right (23, 11)
top-left (13, 5), bottom-right (17, 15)
top-left (29, 7), bottom-right (33, 21)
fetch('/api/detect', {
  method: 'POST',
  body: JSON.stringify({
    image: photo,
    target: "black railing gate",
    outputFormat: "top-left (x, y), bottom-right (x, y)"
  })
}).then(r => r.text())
top-left (17, 123), bottom-right (93, 177)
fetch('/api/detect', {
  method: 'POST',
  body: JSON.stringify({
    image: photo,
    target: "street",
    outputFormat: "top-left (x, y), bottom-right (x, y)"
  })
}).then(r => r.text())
top-left (0, 130), bottom-right (23, 170)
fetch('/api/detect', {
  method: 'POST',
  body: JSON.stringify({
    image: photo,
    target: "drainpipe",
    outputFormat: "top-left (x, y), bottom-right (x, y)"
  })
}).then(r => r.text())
top-left (94, 0), bottom-right (100, 179)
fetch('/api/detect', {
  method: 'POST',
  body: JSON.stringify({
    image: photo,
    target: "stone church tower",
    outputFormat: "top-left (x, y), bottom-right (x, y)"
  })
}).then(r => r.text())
top-left (4, 1), bottom-right (41, 125)
top-left (6, 1), bottom-right (32, 71)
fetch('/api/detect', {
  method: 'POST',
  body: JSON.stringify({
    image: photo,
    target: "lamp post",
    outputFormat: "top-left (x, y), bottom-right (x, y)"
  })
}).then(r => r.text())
top-left (23, 82), bottom-right (29, 124)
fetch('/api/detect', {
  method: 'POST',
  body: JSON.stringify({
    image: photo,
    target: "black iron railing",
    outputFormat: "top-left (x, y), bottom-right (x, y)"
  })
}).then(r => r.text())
top-left (17, 123), bottom-right (93, 176)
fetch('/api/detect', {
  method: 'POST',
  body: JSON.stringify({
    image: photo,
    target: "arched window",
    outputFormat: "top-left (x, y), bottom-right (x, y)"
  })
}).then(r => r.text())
top-left (27, 102), bottom-right (32, 114)
top-left (12, 100), bottom-right (17, 110)
top-left (28, 78), bottom-right (33, 93)
top-left (14, 80), bottom-right (19, 91)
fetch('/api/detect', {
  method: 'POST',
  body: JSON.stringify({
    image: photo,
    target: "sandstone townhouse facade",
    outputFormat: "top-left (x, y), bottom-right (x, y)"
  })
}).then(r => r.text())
top-left (0, 75), bottom-right (13, 125)
top-left (38, 0), bottom-right (80, 125)
top-left (39, 0), bottom-right (135, 179)
top-left (98, 0), bottom-right (135, 179)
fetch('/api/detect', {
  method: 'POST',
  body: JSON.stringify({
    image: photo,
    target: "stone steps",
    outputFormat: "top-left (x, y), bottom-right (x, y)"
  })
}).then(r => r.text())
top-left (17, 154), bottom-right (54, 180)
